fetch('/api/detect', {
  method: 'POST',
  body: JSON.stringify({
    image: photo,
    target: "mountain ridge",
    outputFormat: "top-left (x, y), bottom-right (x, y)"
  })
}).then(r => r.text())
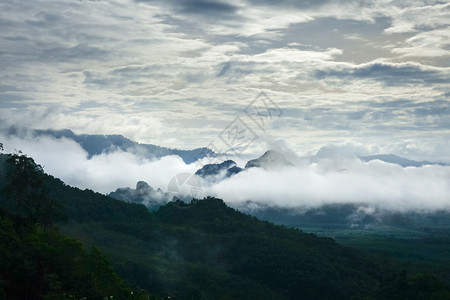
top-left (360, 153), bottom-right (449, 167)
top-left (4, 126), bottom-right (448, 167)
top-left (3, 126), bottom-right (215, 164)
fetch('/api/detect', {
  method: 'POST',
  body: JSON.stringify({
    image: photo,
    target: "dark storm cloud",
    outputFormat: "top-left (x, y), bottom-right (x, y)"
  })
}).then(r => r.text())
top-left (83, 71), bottom-right (112, 87)
top-left (0, 94), bottom-right (28, 103)
top-left (0, 85), bottom-right (21, 93)
top-left (40, 44), bottom-right (109, 63)
top-left (136, 0), bottom-right (239, 18)
top-left (368, 99), bottom-right (417, 109)
top-left (4, 36), bottom-right (30, 42)
top-left (136, 0), bottom-right (335, 16)
top-left (363, 99), bottom-right (450, 131)
top-left (278, 96), bottom-right (450, 134)
top-left (111, 65), bottom-right (167, 78)
top-left (414, 100), bottom-right (450, 117)
top-left (178, 0), bottom-right (238, 15)
top-left (369, 99), bottom-right (449, 111)
top-left (279, 107), bottom-right (357, 132)
top-left (245, 0), bottom-right (331, 9)
top-left (314, 63), bottom-right (449, 86)
top-left (217, 62), bottom-right (232, 77)
top-left (216, 61), bottom-right (254, 79)
top-left (25, 12), bottom-right (63, 27)
top-left (347, 110), bottom-right (368, 120)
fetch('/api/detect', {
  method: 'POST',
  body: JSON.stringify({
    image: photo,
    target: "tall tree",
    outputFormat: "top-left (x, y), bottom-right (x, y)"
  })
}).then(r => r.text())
top-left (4, 154), bottom-right (65, 228)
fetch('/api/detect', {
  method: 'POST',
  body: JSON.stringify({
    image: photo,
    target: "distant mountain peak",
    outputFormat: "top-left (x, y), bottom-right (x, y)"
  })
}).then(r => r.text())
top-left (195, 159), bottom-right (242, 179)
top-left (108, 180), bottom-right (169, 210)
top-left (360, 154), bottom-right (448, 167)
top-left (245, 150), bottom-right (293, 170)
top-left (135, 180), bottom-right (154, 194)
top-left (31, 128), bottom-right (216, 163)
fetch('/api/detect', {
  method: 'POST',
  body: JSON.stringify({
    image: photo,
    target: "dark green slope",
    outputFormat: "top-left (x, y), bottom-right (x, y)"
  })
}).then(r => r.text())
top-left (43, 175), bottom-right (387, 299)
top-left (0, 153), bottom-right (136, 299)
top-left (154, 198), bottom-right (387, 299)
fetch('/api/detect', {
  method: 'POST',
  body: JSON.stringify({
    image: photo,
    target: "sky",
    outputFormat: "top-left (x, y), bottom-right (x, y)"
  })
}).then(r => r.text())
top-left (0, 0), bottom-right (450, 161)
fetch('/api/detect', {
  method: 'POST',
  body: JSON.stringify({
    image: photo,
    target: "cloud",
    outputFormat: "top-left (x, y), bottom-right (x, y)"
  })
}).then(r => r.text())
top-left (251, 47), bottom-right (342, 63)
top-left (245, 0), bottom-right (331, 9)
top-left (414, 101), bottom-right (450, 117)
top-left (136, 0), bottom-right (240, 16)
top-left (384, 2), bottom-right (450, 34)
top-left (208, 156), bottom-right (450, 212)
top-left (391, 29), bottom-right (450, 58)
top-left (2, 130), bottom-right (450, 213)
top-left (0, 106), bottom-right (170, 145)
top-left (177, 0), bottom-right (239, 16)
top-left (314, 62), bottom-right (449, 86)
top-left (0, 131), bottom-right (198, 194)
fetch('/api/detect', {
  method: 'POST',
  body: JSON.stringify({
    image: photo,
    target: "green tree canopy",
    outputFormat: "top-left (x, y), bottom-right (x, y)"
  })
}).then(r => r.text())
top-left (4, 153), bottom-right (65, 228)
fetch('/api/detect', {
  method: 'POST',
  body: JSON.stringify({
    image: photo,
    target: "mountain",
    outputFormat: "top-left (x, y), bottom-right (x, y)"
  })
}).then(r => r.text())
top-left (360, 154), bottom-right (449, 167)
top-left (3, 127), bottom-right (215, 164)
top-left (193, 150), bottom-right (293, 182)
top-left (313, 146), bottom-right (448, 167)
top-left (0, 153), bottom-right (150, 299)
top-left (108, 180), bottom-right (170, 211)
top-left (195, 159), bottom-right (242, 180)
top-left (245, 150), bottom-right (293, 170)
top-left (1, 152), bottom-right (450, 299)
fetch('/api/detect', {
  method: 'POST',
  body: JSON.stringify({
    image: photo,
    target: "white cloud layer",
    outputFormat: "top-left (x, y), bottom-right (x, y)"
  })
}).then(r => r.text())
top-left (0, 133), bottom-right (198, 193)
top-left (1, 133), bottom-right (449, 213)
top-left (209, 159), bottom-right (450, 212)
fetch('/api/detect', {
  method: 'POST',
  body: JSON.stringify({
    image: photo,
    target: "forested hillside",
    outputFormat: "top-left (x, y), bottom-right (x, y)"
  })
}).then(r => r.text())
top-left (0, 154), bottom-right (136, 299)
top-left (1, 153), bottom-right (450, 299)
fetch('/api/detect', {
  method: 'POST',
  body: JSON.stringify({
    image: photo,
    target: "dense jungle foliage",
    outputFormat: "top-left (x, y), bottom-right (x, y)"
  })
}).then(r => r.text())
top-left (1, 152), bottom-right (450, 299)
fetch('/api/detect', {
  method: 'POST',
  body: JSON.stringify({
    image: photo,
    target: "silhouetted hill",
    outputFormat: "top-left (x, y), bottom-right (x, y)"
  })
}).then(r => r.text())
top-left (0, 153), bottom-right (146, 299)
top-left (195, 159), bottom-right (242, 180)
